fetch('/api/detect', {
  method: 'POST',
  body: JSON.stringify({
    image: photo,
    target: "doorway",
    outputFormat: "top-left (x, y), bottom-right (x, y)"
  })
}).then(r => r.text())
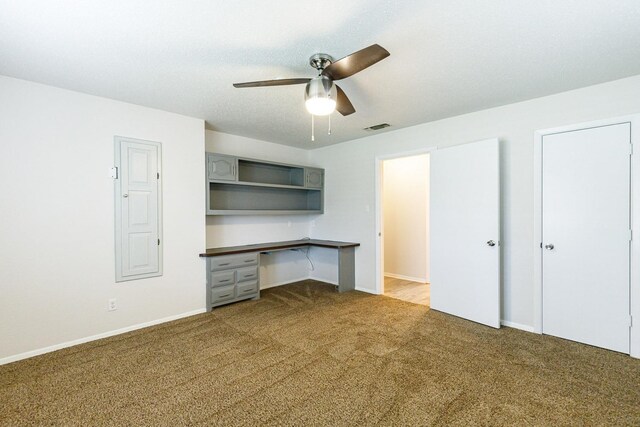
top-left (381, 154), bottom-right (430, 306)
top-left (375, 139), bottom-right (502, 329)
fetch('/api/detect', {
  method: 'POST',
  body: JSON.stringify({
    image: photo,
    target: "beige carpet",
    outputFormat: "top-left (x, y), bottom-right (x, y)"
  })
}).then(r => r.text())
top-left (1, 280), bottom-right (639, 426)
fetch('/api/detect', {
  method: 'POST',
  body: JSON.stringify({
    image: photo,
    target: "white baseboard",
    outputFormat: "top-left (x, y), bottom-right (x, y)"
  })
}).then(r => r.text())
top-left (0, 308), bottom-right (207, 366)
top-left (308, 276), bottom-right (338, 286)
top-left (307, 276), bottom-right (373, 294)
top-left (384, 272), bottom-right (428, 283)
top-left (500, 320), bottom-right (535, 333)
top-left (260, 276), bottom-right (311, 290)
top-left (264, 276), bottom-right (370, 294)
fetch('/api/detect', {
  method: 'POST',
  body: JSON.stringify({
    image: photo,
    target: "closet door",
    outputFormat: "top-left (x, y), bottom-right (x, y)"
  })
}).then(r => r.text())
top-left (542, 123), bottom-right (631, 353)
top-left (430, 138), bottom-right (501, 328)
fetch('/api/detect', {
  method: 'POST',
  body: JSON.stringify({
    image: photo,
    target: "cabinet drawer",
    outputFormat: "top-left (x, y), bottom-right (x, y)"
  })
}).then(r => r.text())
top-left (211, 285), bottom-right (235, 304)
top-left (236, 266), bottom-right (258, 282)
top-left (237, 281), bottom-right (259, 297)
top-left (211, 270), bottom-right (235, 287)
top-left (210, 253), bottom-right (258, 271)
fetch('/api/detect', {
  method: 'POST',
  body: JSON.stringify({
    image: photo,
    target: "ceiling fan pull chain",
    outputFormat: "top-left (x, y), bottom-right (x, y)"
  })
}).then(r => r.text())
top-left (311, 114), bottom-right (315, 142)
top-left (328, 114), bottom-right (331, 136)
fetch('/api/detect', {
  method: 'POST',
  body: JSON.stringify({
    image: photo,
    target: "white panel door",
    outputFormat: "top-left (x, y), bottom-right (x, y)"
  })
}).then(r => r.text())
top-left (542, 123), bottom-right (630, 353)
top-left (115, 138), bottom-right (161, 281)
top-left (430, 139), bottom-right (501, 328)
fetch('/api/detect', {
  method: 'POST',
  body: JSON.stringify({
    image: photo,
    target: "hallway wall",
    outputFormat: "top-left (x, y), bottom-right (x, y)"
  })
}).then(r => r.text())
top-left (383, 154), bottom-right (429, 282)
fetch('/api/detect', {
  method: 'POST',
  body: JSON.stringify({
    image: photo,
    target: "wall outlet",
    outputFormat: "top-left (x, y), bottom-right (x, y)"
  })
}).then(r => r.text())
top-left (108, 298), bottom-right (117, 311)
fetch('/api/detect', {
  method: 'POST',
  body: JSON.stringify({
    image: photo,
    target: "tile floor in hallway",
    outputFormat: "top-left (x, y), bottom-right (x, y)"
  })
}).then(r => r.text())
top-left (383, 276), bottom-right (430, 306)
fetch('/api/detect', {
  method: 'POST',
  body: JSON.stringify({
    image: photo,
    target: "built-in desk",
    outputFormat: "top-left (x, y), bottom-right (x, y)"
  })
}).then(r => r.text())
top-left (199, 239), bottom-right (360, 310)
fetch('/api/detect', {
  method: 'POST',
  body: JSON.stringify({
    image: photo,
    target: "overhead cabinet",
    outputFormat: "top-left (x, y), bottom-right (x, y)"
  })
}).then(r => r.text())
top-left (206, 153), bottom-right (324, 215)
top-left (305, 167), bottom-right (324, 188)
top-left (207, 153), bottom-right (237, 181)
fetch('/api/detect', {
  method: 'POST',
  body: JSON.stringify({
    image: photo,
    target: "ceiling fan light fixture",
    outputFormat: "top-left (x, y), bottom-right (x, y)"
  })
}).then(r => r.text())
top-left (304, 76), bottom-right (337, 116)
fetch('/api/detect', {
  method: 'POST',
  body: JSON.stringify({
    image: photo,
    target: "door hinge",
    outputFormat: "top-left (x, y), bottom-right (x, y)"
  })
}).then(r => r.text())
top-left (110, 167), bottom-right (118, 179)
top-left (630, 144), bottom-right (633, 156)
top-left (157, 172), bottom-right (160, 179)
top-left (630, 315), bottom-right (633, 327)
top-left (630, 230), bottom-right (633, 241)
top-left (158, 239), bottom-right (160, 246)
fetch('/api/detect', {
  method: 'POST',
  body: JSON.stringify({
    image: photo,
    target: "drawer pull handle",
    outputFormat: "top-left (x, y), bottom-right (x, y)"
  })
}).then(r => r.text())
top-left (219, 279), bottom-right (230, 283)
top-left (219, 263), bottom-right (230, 266)
top-left (244, 274), bottom-right (253, 277)
top-left (244, 260), bottom-right (254, 263)
top-left (219, 294), bottom-right (231, 298)
top-left (243, 289), bottom-right (253, 293)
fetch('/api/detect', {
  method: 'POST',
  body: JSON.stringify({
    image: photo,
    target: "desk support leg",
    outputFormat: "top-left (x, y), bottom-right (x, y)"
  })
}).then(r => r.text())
top-left (337, 247), bottom-right (356, 292)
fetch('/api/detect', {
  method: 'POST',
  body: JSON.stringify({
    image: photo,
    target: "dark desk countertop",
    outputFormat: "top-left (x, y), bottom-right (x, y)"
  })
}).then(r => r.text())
top-left (199, 239), bottom-right (360, 257)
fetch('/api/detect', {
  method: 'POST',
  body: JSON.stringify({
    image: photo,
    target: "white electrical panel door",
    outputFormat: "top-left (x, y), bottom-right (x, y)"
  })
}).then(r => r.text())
top-left (542, 123), bottom-right (630, 353)
top-left (430, 138), bottom-right (501, 328)
top-left (115, 137), bottom-right (162, 282)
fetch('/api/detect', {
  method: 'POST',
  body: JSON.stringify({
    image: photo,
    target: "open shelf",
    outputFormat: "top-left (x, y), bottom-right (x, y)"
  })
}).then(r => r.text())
top-left (208, 209), bottom-right (323, 216)
top-left (208, 182), bottom-right (322, 214)
top-left (215, 180), bottom-right (307, 190)
top-left (238, 160), bottom-right (304, 187)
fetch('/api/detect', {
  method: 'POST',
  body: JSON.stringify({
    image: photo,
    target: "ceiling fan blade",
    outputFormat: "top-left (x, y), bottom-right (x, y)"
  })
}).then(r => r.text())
top-left (322, 44), bottom-right (390, 81)
top-left (335, 85), bottom-right (355, 116)
top-left (233, 78), bottom-right (311, 88)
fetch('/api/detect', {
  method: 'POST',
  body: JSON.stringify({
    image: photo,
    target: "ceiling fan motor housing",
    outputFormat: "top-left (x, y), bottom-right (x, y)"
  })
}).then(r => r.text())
top-left (309, 53), bottom-right (334, 71)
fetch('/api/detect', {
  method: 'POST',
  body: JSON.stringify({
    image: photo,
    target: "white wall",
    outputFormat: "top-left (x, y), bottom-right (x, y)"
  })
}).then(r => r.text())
top-left (0, 76), bottom-right (206, 363)
top-left (308, 74), bottom-right (640, 329)
top-left (205, 131), bottom-right (315, 287)
top-left (5, 73), bottom-right (640, 363)
top-left (383, 154), bottom-right (429, 282)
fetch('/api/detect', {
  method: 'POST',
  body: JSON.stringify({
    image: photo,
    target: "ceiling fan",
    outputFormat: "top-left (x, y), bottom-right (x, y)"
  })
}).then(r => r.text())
top-left (233, 44), bottom-right (390, 117)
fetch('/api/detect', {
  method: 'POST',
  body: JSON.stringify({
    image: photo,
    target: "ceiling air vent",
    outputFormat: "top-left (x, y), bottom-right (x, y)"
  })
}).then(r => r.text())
top-left (364, 123), bottom-right (391, 131)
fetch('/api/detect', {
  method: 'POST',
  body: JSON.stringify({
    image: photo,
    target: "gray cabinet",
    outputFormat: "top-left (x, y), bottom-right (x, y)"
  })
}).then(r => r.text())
top-left (206, 153), bottom-right (324, 215)
top-left (206, 252), bottom-right (260, 309)
top-left (206, 153), bottom-right (237, 181)
top-left (305, 168), bottom-right (324, 188)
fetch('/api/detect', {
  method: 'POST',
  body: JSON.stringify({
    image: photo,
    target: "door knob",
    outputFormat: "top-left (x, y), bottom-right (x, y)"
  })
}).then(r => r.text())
top-left (123, 194), bottom-right (128, 198)
top-left (486, 240), bottom-right (496, 247)
top-left (545, 244), bottom-right (554, 250)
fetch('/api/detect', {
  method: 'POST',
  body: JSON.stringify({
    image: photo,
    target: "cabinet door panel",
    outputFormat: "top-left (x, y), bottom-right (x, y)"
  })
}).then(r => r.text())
top-left (207, 154), bottom-right (237, 181)
top-left (305, 168), bottom-right (324, 188)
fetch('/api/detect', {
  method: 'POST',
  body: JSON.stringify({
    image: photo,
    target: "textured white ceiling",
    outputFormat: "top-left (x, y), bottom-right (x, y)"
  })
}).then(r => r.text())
top-left (2, 1), bottom-right (640, 148)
